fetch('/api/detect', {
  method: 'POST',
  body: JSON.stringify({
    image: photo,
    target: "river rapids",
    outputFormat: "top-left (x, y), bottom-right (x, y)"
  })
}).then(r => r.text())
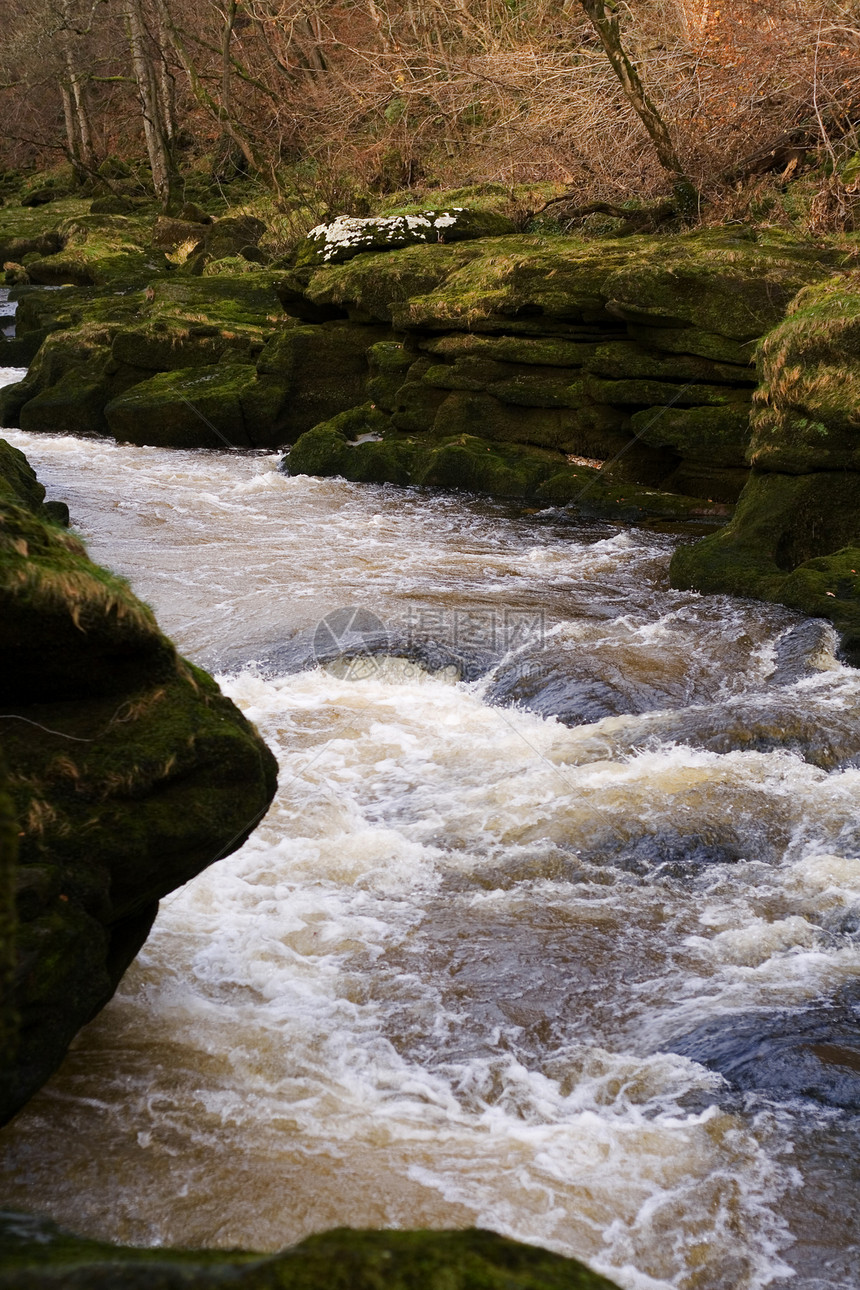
top-left (0, 373), bottom-right (859, 1289)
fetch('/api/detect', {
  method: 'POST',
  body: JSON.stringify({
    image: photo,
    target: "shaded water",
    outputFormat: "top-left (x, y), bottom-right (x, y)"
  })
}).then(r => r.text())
top-left (1, 415), bottom-right (859, 1289)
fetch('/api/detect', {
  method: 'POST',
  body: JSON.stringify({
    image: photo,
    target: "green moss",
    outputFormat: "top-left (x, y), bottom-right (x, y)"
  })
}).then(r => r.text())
top-left (749, 273), bottom-right (860, 473)
top-left (0, 448), bottom-right (278, 1123)
top-left (670, 471), bottom-right (860, 645)
top-left (257, 322), bottom-right (389, 440)
top-left (587, 340), bottom-right (755, 386)
top-left (583, 376), bottom-right (748, 408)
top-left (292, 227), bottom-right (835, 338)
top-left (287, 418), bottom-right (728, 522)
top-left (629, 404), bottom-right (752, 467)
top-left (624, 324), bottom-right (755, 366)
top-left (366, 341), bottom-right (416, 410)
top-left (0, 440), bottom-right (46, 510)
top-left (0, 772), bottom-right (18, 1074)
top-left (420, 333), bottom-right (599, 367)
top-left (0, 1216), bottom-right (622, 1289)
top-left (111, 321), bottom-right (262, 371)
top-left (103, 363), bottom-right (287, 449)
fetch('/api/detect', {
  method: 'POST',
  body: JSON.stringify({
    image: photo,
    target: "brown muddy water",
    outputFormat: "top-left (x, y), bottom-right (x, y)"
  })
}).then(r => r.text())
top-left (1, 383), bottom-right (859, 1289)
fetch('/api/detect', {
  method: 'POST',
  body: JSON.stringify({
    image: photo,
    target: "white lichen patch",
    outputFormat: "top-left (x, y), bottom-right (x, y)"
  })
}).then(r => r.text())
top-left (305, 210), bottom-right (467, 262)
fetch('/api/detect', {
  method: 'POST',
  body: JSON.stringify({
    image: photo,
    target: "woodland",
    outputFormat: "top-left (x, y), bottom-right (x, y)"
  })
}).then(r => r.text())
top-left (0, 1), bottom-right (859, 235)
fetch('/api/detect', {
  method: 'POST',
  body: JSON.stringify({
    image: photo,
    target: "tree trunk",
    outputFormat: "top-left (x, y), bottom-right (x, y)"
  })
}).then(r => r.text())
top-left (126, 0), bottom-right (178, 210)
top-left (576, 0), bottom-right (698, 213)
top-left (152, 0), bottom-right (270, 180)
top-left (59, 0), bottom-right (97, 181)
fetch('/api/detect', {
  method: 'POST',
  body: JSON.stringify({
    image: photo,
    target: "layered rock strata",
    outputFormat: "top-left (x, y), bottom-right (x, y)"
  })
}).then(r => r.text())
top-left (672, 273), bottom-right (860, 659)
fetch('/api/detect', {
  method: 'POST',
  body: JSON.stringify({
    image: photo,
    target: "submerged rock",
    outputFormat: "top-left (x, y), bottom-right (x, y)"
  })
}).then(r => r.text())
top-left (0, 443), bottom-right (278, 1124)
top-left (0, 1216), bottom-right (623, 1289)
top-left (670, 989), bottom-right (860, 1110)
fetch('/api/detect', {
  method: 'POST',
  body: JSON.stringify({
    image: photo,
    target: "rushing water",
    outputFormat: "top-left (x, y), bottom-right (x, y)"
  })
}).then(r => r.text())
top-left (1, 393), bottom-right (859, 1288)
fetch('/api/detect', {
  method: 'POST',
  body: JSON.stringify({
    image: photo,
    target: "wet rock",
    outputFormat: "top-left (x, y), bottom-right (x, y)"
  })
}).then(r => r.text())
top-left (0, 1215), bottom-right (623, 1289)
top-left (286, 415), bottom-right (729, 522)
top-left (0, 443), bottom-right (278, 1123)
top-left (670, 991), bottom-right (860, 1109)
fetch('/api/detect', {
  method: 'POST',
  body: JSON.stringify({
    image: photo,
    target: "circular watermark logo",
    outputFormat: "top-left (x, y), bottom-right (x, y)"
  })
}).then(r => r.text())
top-left (313, 606), bottom-right (389, 679)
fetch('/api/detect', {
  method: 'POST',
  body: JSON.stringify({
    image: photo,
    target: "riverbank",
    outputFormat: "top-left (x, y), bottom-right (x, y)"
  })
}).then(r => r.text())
top-left (2, 191), bottom-right (859, 655)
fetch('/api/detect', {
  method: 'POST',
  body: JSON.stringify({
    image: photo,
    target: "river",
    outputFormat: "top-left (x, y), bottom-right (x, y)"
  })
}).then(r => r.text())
top-left (1, 369), bottom-right (859, 1289)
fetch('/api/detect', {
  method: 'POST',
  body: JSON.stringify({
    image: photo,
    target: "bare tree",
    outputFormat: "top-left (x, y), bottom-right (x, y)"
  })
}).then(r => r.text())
top-left (126, 0), bottom-right (178, 208)
top-left (575, 0), bottom-right (698, 211)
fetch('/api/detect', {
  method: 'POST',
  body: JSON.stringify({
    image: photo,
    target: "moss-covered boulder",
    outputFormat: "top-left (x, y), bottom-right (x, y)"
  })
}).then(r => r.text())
top-left (0, 276), bottom-right (288, 438)
top-left (295, 208), bottom-right (517, 268)
top-left (288, 227), bottom-right (835, 335)
top-left (286, 411), bottom-right (730, 523)
top-left (0, 770), bottom-right (17, 1078)
top-left (26, 215), bottom-right (168, 288)
top-left (103, 363), bottom-right (288, 449)
top-left (629, 403), bottom-right (752, 467)
top-left (0, 1215), bottom-right (622, 1290)
top-left (749, 273), bottom-right (860, 472)
top-left (672, 269), bottom-right (860, 657)
top-left (671, 471), bottom-right (860, 655)
top-left (0, 442), bottom-right (278, 1123)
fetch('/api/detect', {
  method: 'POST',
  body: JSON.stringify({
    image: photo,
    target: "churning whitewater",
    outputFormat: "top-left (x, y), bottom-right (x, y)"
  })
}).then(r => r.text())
top-left (1, 414), bottom-right (859, 1290)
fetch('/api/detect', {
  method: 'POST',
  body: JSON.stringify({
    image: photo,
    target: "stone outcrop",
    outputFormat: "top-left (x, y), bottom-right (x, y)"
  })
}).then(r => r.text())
top-left (0, 441), bottom-right (278, 1125)
top-left (0, 1215), bottom-right (623, 1290)
top-left (672, 272), bottom-right (860, 660)
top-left (5, 226), bottom-right (832, 524)
top-left (2, 205), bottom-right (858, 647)
top-left (294, 208), bottom-right (517, 266)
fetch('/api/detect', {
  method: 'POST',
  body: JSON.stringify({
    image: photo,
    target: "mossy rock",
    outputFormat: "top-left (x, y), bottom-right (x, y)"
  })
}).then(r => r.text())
top-left (111, 320), bottom-right (262, 372)
top-left (287, 415), bottom-right (729, 522)
top-left (583, 375), bottom-right (749, 408)
top-left (670, 469), bottom-right (860, 654)
top-left (143, 275), bottom-right (285, 333)
top-left (0, 1214), bottom-right (622, 1289)
top-left (430, 389), bottom-right (629, 456)
top-left (152, 216), bottom-right (208, 250)
top-left (89, 196), bottom-right (136, 215)
top-left (366, 340), bottom-right (416, 410)
top-left (661, 460), bottom-right (750, 504)
top-left (420, 332), bottom-right (599, 367)
top-left (1, 325), bottom-right (137, 434)
top-left (21, 215), bottom-right (169, 288)
top-left (0, 446), bottom-right (277, 1122)
top-left (288, 227), bottom-right (835, 338)
top-left (629, 403), bottom-right (752, 467)
top-left (103, 363), bottom-right (288, 449)
top-left (295, 208), bottom-right (517, 267)
top-left (1, 276), bottom-right (288, 439)
top-left (201, 255), bottom-right (262, 276)
top-left (0, 771), bottom-right (17, 1075)
top-left (586, 340), bottom-right (756, 386)
top-left (0, 439), bottom-right (47, 510)
top-left (257, 322), bottom-right (390, 440)
top-left (749, 273), bottom-right (860, 472)
top-left (624, 323), bottom-right (756, 366)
